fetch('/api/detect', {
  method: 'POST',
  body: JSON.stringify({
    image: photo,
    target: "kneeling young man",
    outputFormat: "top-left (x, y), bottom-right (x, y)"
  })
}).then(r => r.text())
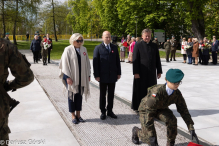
top-left (132, 69), bottom-right (199, 146)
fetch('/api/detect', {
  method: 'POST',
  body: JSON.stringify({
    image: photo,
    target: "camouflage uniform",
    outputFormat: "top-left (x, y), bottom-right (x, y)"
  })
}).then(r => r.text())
top-left (137, 84), bottom-right (194, 144)
top-left (152, 40), bottom-right (159, 48)
top-left (0, 38), bottom-right (34, 145)
top-left (164, 41), bottom-right (171, 61)
top-left (170, 39), bottom-right (178, 61)
top-left (40, 40), bottom-right (48, 65)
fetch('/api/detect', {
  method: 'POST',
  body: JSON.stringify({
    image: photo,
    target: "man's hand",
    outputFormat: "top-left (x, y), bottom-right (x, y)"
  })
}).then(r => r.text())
top-left (67, 78), bottom-right (73, 85)
top-left (117, 75), bottom-right (121, 80)
top-left (95, 77), bottom-right (100, 82)
top-left (190, 130), bottom-right (200, 144)
top-left (134, 74), bottom-right (140, 79)
top-left (157, 73), bottom-right (161, 79)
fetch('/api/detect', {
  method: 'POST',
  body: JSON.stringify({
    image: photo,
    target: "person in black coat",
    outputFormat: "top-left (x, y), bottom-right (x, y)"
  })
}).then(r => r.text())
top-left (93, 31), bottom-right (121, 120)
top-left (211, 36), bottom-right (218, 65)
top-left (30, 35), bottom-right (41, 63)
top-left (132, 28), bottom-right (162, 112)
top-left (46, 33), bottom-right (53, 63)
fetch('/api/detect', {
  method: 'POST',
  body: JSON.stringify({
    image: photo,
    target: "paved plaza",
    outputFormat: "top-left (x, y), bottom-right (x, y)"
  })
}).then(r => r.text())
top-left (7, 50), bottom-right (218, 146)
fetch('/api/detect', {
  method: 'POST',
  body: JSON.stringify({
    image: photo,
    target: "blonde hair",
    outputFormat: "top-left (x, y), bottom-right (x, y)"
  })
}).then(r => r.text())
top-left (193, 38), bottom-right (198, 42)
top-left (69, 33), bottom-right (84, 46)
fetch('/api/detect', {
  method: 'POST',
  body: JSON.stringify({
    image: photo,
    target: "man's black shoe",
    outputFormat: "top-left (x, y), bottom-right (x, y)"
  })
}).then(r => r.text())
top-left (48, 61), bottom-right (51, 63)
top-left (132, 127), bottom-right (140, 144)
top-left (107, 112), bottom-right (117, 119)
top-left (100, 113), bottom-right (106, 120)
top-left (170, 59), bottom-right (172, 61)
top-left (174, 59), bottom-right (177, 61)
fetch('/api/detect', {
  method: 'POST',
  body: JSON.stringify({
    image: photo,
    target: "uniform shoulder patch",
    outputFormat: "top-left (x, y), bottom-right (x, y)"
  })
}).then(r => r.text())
top-left (152, 94), bottom-right (156, 97)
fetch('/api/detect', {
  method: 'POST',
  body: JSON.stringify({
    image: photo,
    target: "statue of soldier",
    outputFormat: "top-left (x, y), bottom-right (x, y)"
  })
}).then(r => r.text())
top-left (4, 33), bottom-right (10, 41)
top-left (0, 38), bottom-right (34, 145)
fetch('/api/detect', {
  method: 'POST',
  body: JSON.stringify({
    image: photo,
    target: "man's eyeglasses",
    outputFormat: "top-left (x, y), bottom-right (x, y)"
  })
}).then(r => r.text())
top-left (76, 40), bottom-right (83, 43)
top-left (174, 81), bottom-right (182, 85)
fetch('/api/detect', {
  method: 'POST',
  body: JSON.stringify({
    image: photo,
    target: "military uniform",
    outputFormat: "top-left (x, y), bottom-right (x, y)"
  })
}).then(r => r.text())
top-left (164, 41), bottom-right (171, 62)
top-left (132, 69), bottom-right (198, 146)
top-left (152, 40), bottom-right (159, 48)
top-left (0, 38), bottom-right (34, 145)
top-left (41, 40), bottom-right (48, 65)
top-left (170, 39), bottom-right (178, 61)
top-left (137, 84), bottom-right (194, 144)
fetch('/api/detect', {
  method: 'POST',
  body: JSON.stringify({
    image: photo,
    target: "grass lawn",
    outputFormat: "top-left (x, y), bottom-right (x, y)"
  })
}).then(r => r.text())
top-left (16, 40), bottom-right (182, 60)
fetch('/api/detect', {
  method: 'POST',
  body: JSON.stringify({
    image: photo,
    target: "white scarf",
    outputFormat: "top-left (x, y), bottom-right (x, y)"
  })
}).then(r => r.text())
top-left (59, 45), bottom-right (91, 101)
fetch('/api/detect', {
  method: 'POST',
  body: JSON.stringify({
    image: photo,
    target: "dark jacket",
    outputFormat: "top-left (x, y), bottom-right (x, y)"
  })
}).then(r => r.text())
top-left (186, 42), bottom-right (193, 55)
top-left (47, 38), bottom-right (53, 50)
top-left (211, 41), bottom-right (218, 52)
top-left (93, 43), bottom-right (121, 83)
top-left (30, 39), bottom-right (41, 52)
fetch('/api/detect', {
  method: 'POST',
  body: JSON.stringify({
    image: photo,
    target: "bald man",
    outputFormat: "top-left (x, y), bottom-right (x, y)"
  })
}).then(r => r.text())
top-left (93, 31), bottom-right (121, 120)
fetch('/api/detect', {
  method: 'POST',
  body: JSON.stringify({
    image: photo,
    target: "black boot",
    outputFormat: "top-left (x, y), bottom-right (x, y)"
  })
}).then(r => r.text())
top-left (132, 127), bottom-right (140, 144)
top-left (166, 141), bottom-right (175, 146)
top-left (149, 137), bottom-right (158, 146)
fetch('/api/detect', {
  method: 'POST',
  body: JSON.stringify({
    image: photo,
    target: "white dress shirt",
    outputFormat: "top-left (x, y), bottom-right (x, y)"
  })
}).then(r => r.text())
top-left (166, 84), bottom-right (174, 96)
top-left (104, 43), bottom-right (111, 52)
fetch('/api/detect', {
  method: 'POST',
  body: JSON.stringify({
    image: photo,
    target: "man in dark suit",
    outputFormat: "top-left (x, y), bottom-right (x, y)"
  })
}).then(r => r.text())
top-left (46, 33), bottom-right (53, 63)
top-left (93, 31), bottom-right (121, 120)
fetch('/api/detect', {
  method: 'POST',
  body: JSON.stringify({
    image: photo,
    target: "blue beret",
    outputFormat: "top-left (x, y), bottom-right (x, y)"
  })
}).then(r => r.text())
top-left (166, 69), bottom-right (184, 83)
top-left (167, 38), bottom-right (169, 40)
top-left (155, 36), bottom-right (157, 38)
top-left (5, 32), bottom-right (9, 35)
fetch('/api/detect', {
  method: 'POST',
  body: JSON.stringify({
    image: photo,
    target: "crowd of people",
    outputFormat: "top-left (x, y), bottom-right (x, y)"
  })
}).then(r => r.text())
top-left (179, 36), bottom-right (218, 65)
top-left (30, 31), bottom-right (53, 65)
top-left (119, 34), bottom-right (218, 66)
top-left (57, 29), bottom-right (200, 146)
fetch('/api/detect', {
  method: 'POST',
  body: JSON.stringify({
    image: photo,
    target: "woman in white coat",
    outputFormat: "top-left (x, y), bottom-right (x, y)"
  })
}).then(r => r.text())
top-left (59, 33), bottom-right (91, 124)
top-left (181, 37), bottom-right (188, 63)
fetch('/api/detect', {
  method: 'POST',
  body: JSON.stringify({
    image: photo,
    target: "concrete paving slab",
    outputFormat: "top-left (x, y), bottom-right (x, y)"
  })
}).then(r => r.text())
top-left (7, 70), bottom-right (80, 146)
top-left (89, 58), bottom-right (219, 145)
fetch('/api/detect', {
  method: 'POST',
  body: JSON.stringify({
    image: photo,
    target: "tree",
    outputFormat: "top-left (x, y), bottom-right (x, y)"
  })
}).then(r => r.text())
top-left (52, 0), bottom-right (58, 41)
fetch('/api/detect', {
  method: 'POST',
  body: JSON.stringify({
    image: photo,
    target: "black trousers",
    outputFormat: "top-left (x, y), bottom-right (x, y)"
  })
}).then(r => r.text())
top-left (212, 51), bottom-right (217, 64)
top-left (48, 49), bottom-right (51, 62)
top-left (33, 51), bottom-right (39, 62)
top-left (99, 82), bottom-right (116, 114)
top-left (199, 49), bottom-right (203, 63)
top-left (68, 94), bottom-right (82, 113)
top-left (202, 55), bottom-right (209, 65)
top-left (183, 54), bottom-right (187, 61)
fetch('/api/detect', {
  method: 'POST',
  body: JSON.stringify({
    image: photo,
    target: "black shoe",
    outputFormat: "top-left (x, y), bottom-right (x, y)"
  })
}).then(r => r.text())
top-left (174, 59), bottom-right (177, 61)
top-left (170, 59), bottom-right (172, 61)
top-left (45, 63), bottom-right (47, 65)
top-left (107, 112), bottom-right (117, 119)
top-left (132, 127), bottom-right (140, 144)
top-left (100, 113), bottom-right (106, 120)
top-left (72, 118), bottom-right (78, 124)
top-left (76, 117), bottom-right (86, 123)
